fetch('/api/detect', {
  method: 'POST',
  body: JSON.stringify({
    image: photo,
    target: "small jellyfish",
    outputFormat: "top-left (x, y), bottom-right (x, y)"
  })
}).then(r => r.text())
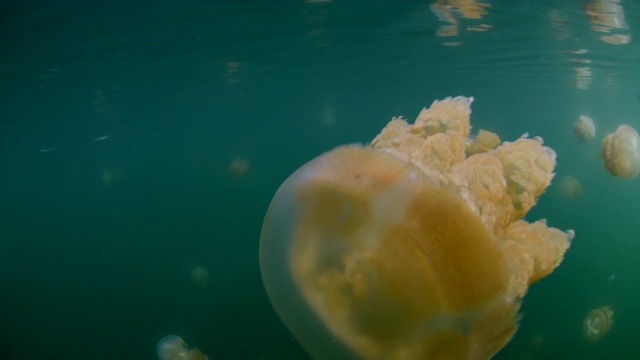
top-left (157, 335), bottom-right (186, 360)
top-left (530, 333), bottom-right (544, 349)
top-left (260, 97), bottom-right (572, 360)
top-left (583, 306), bottom-right (614, 342)
top-left (190, 266), bottom-right (209, 289)
top-left (573, 115), bottom-right (596, 142)
top-left (229, 156), bottom-right (250, 176)
top-left (156, 335), bottom-right (209, 360)
top-left (559, 175), bottom-right (581, 198)
top-left (100, 168), bottom-right (126, 185)
top-left (600, 124), bottom-right (640, 179)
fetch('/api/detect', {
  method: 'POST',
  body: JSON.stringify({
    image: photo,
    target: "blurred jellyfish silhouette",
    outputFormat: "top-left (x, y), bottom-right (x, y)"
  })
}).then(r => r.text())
top-left (190, 266), bottom-right (209, 289)
top-left (601, 124), bottom-right (640, 179)
top-left (583, 306), bottom-right (614, 342)
top-left (530, 333), bottom-right (544, 349)
top-left (229, 156), bottom-right (250, 176)
top-left (560, 175), bottom-right (582, 198)
top-left (573, 115), bottom-right (596, 142)
top-left (260, 97), bottom-right (573, 359)
top-left (156, 335), bottom-right (208, 360)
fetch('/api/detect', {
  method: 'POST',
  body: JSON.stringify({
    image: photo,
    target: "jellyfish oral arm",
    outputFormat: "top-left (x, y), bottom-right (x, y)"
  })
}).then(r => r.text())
top-left (586, 318), bottom-right (600, 336)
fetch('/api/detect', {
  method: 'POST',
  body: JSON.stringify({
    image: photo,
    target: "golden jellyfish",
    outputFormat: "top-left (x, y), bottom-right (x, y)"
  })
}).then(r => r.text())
top-left (190, 266), bottom-right (209, 289)
top-left (229, 156), bottom-right (250, 176)
top-left (260, 97), bottom-right (574, 360)
top-left (156, 335), bottom-right (208, 360)
top-left (600, 124), bottom-right (640, 179)
top-left (560, 175), bottom-right (582, 198)
top-left (573, 115), bottom-right (596, 142)
top-left (583, 306), bottom-right (614, 342)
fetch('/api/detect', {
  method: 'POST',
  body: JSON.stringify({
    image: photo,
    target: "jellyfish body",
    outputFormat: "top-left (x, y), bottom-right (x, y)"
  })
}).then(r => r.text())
top-left (156, 335), bottom-right (186, 360)
top-left (560, 175), bottom-right (582, 198)
top-left (156, 335), bottom-right (209, 360)
top-left (229, 156), bottom-right (250, 176)
top-left (583, 306), bottom-right (614, 342)
top-left (190, 266), bottom-right (209, 289)
top-left (600, 124), bottom-right (640, 179)
top-left (260, 97), bottom-right (573, 360)
top-left (530, 333), bottom-right (544, 349)
top-left (573, 115), bottom-right (596, 142)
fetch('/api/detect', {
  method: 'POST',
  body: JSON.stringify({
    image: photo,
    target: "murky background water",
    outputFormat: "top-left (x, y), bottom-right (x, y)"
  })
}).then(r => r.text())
top-left (1, 1), bottom-right (639, 359)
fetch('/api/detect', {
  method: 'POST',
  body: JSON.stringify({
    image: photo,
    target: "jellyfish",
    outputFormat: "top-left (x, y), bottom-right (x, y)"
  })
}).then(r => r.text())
top-left (190, 266), bottom-right (209, 289)
top-left (157, 335), bottom-right (186, 360)
top-left (600, 124), bottom-right (640, 179)
top-left (260, 97), bottom-right (573, 360)
top-left (156, 335), bottom-right (208, 360)
top-left (559, 175), bottom-right (582, 198)
top-left (530, 333), bottom-right (544, 349)
top-left (229, 156), bottom-right (250, 176)
top-left (573, 115), bottom-right (596, 142)
top-left (583, 306), bottom-right (614, 342)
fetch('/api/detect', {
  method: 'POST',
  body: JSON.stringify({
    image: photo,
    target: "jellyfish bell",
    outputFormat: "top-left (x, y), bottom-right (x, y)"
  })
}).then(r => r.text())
top-left (573, 115), bottom-right (596, 142)
top-left (530, 333), bottom-right (544, 349)
top-left (156, 335), bottom-right (186, 360)
top-left (583, 306), bottom-right (614, 342)
top-left (260, 97), bottom-right (573, 360)
top-left (229, 156), bottom-right (250, 176)
top-left (559, 175), bottom-right (582, 198)
top-left (600, 124), bottom-right (640, 179)
top-left (156, 335), bottom-right (209, 360)
top-left (190, 266), bottom-right (209, 289)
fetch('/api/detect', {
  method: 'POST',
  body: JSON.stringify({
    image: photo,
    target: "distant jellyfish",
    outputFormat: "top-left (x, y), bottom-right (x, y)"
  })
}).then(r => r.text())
top-left (157, 335), bottom-right (186, 360)
top-left (229, 156), bottom-right (250, 176)
top-left (102, 171), bottom-right (114, 184)
top-left (583, 306), bottom-right (614, 342)
top-left (190, 266), bottom-right (209, 289)
top-left (600, 124), bottom-right (640, 179)
top-left (530, 333), bottom-right (544, 349)
top-left (101, 168), bottom-right (126, 185)
top-left (573, 115), bottom-right (596, 142)
top-left (560, 175), bottom-right (582, 198)
top-left (156, 335), bottom-right (209, 360)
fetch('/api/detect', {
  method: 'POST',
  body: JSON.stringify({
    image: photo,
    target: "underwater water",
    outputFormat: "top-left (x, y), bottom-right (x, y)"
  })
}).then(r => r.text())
top-left (1, 0), bottom-right (640, 359)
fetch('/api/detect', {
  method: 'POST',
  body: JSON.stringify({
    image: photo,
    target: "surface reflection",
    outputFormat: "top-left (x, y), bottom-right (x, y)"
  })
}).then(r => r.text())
top-left (431, 0), bottom-right (491, 45)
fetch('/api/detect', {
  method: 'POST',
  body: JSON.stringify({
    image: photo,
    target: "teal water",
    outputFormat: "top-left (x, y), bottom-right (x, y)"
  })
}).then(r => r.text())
top-left (1, 1), bottom-right (639, 359)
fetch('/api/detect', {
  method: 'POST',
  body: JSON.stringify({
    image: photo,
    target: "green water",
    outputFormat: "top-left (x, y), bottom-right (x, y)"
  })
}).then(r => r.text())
top-left (1, 1), bottom-right (639, 359)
